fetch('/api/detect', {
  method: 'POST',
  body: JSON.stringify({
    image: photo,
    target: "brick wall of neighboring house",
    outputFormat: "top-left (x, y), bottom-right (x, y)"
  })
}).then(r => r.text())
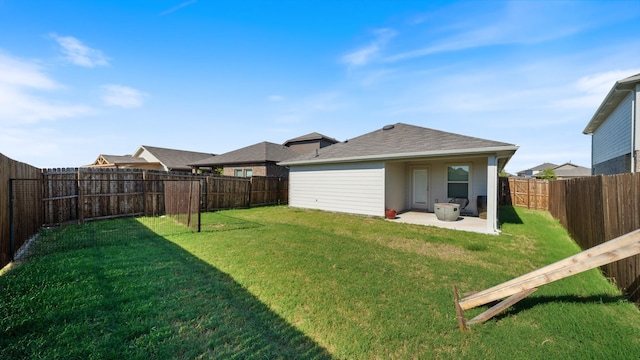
top-left (222, 162), bottom-right (289, 177)
top-left (593, 153), bottom-right (630, 175)
top-left (266, 162), bottom-right (289, 177)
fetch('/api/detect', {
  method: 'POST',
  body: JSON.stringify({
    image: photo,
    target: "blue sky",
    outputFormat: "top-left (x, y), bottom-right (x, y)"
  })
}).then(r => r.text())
top-left (1, 1), bottom-right (639, 174)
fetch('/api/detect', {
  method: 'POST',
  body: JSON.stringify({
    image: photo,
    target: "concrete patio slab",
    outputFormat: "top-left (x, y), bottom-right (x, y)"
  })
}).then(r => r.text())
top-left (388, 211), bottom-right (494, 235)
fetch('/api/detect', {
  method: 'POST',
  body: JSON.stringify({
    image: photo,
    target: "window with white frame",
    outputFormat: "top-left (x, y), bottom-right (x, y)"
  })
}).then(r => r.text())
top-left (447, 165), bottom-right (469, 199)
top-left (244, 169), bottom-right (253, 178)
top-left (234, 169), bottom-right (243, 177)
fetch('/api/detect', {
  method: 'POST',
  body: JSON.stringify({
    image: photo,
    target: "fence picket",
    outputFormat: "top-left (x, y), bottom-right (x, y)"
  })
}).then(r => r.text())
top-left (549, 173), bottom-right (640, 302)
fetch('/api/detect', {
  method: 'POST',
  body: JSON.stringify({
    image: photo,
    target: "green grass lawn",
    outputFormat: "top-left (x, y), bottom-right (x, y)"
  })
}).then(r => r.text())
top-left (2, 206), bottom-right (640, 359)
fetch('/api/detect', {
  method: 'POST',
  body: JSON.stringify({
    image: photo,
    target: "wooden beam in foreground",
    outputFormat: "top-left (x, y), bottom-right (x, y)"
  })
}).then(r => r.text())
top-left (467, 288), bottom-right (537, 326)
top-left (454, 228), bottom-right (640, 329)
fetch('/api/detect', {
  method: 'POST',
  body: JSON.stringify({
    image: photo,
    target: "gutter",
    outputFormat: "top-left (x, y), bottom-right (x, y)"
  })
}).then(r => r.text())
top-left (279, 145), bottom-right (519, 166)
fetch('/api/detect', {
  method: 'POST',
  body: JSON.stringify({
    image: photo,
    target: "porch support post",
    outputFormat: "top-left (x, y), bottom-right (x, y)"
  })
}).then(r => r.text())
top-left (486, 155), bottom-right (499, 233)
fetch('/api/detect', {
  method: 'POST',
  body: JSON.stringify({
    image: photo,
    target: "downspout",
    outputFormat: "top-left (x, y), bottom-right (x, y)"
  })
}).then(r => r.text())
top-left (632, 86), bottom-right (638, 173)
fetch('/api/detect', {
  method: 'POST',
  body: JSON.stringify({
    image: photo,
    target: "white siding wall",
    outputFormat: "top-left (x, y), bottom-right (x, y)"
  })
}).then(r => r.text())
top-left (288, 162), bottom-right (385, 217)
top-left (593, 93), bottom-right (633, 165)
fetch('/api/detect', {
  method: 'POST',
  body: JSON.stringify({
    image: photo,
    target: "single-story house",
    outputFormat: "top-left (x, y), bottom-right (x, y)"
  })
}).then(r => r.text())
top-left (551, 162), bottom-right (591, 179)
top-left (86, 145), bottom-right (215, 172)
top-left (583, 72), bottom-right (640, 175)
top-left (517, 162), bottom-right (591, 179)
top-left (190, 141), bottom-right (299, 177)
top-left (279, 123), bottom-right (519, 234)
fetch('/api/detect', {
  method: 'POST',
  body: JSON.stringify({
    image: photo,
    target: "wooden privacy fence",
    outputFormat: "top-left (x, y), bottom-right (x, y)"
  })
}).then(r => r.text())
top-left (549, 173), bottom-right (640, 301)
top-left (0, 153), bottom-right (42, 269)
top-left (2, 165), bottom-right (289, 268)
top-left (38, 168), bottom-right (288, 225)
top-left (499, 177), bottom-right (549, 210)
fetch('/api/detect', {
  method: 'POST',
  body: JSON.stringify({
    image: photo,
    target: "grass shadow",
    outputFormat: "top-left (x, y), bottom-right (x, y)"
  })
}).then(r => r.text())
top-left (488, 293), bottom-right (626, 323)
top-left (0, 218), bottom-right (331, 359)
top-left (200, 211), bottom-right (264, 232)
top-left (498, 205), bottom-right (524, 226)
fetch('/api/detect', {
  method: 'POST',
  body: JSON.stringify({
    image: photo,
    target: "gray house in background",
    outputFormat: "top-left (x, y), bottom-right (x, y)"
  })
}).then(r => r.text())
top-left (517, 162), bottom-right (559, 178)
top-left (190, 141), bottom-right (299, 177)
top-left (584, 73), bottom-right (640, 175)
top-left (517, 162), bottom-right (591, 179)
top-left (280, 123), bottom-right (518, 234)
top-left (190, 132), bottom-right (339, 177)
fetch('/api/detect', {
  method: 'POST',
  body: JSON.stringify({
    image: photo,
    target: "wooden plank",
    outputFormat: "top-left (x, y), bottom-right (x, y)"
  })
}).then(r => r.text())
top-left (464, 227), bottom-right (640, 307)
top-left (452, 285), bottom-right (468, 331)
top-left (467, 288), bottom-right (537, 326)
top-left (459, 229), bottom-right (640, 310)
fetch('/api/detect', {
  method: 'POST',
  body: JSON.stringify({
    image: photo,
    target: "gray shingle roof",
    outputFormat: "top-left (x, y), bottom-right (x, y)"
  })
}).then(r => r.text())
top-left (100, 155), bottom-right (149, 164)
top-left (518, 162), bottom-right (591, 178)
top-left (190, 141), bottom-right (299, 166)
top-left (139, 145), bottom-right (215, 171)
top-left (525, 163), bottom-right (559, 172)
top-left (280, 123), bottom-right (517, 165)
top-left (553, 162), bottom-right (591, 177)
top-left (283, 132), bottom-right (339, 145)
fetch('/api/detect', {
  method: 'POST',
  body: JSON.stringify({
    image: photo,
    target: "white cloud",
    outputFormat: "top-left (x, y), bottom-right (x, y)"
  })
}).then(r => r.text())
top-left (271, 92), bottom-right (344, 124)
top-left (101, 84), bottom-right (148, 108)
top-left (0, 53), bottom-right (57, 89)
top-left (0, 52), bottom-right (94, 125)
top-left (159, 0), bottom-right (198, 16)
top-left (553, 69), bottom-right (640, 110)
top-left (341, 28), bottom-right (397, 67)
top-left (575, 70), bottom-right (638, 94)
top-left (268, 94), bottom-right (285, 102)
top-left (50, 33), bottom-right (110, 68)
top-left (385, 2), bottom-right (635, 62)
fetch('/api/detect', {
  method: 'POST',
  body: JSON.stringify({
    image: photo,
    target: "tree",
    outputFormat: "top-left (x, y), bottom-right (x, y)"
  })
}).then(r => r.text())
top-left (536, 168), bottom-right (557, 180)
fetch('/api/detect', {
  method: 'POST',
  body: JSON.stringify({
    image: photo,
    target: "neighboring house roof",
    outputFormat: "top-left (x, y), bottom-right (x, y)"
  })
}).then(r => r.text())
top-left (92, 154), bottom-right (153, 166)
top-left (584, 72), bottom-right (640, 134)
top-left (517, 162), bottom-right (591, 178)
top-left (87, 154), bottom-right (158, 168)
top-left (529, 163), bottom-right (558, 171)
top-left (133, 145), bottom-right (215, 171)
top-left (516, 163), bottom-right (558, 176)
top-left (553, 162), bottom-right (591, 178)
top-left (190, 141), bottom-right (299, 166)
top-left (280, 123), bottom-right (518, 166)
top-left (283, 132), bottom-right (339, 146)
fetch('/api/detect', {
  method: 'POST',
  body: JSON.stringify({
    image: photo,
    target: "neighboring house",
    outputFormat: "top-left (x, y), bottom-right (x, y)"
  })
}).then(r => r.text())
top-left (553, 162), bottom-right (591, 179)
top-left (86, 145), bottom-right (215, 172)
top-left (283, 132), bottom-right (340, 155)
top-left (89, 154), bottom-right (161, 170)
top-left (517, 162), bottom-right (558, 178)
top-left (517, 162), bottom-right (591, 179)
top-left (279, 123), bottom-right (518, 234)
top-left (583, 72), bottom-right (640, 175)
top-left (190, 141), bottom-right (299, 177)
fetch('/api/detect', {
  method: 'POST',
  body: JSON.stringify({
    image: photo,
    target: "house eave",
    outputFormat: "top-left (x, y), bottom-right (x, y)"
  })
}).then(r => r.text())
top-left (279, 146), bottom-right (519, 166)
top-left (584, 76), bottom-right (640, 135)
